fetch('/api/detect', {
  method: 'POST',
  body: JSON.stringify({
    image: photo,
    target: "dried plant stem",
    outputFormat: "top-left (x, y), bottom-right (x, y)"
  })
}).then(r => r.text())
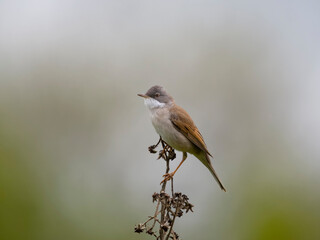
top-left (166, 204), bottom-right (179, 240)
top-left (159, 139), bottom-right (170, 240)
top-left (134, 138), bottom-right (194, 240)
top-left (150, 198), bottom-right (161, 229)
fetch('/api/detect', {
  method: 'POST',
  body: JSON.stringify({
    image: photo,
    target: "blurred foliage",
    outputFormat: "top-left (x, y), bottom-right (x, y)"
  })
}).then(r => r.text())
top-left (0, 121), bottom-right (141, 240)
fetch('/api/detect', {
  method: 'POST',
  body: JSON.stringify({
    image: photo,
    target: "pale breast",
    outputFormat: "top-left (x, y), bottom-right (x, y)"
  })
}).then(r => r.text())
top-left (150, 107), bottom-right (195, 153)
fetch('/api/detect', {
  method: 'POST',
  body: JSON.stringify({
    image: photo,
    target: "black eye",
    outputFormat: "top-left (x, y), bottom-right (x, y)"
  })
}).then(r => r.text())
top-left (155, 93), bottom-right (160, 97)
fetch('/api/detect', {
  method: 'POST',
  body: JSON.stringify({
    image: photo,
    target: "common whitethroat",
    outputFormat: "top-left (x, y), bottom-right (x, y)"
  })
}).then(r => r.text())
top-left (138, 85), bottom-right (226, 191)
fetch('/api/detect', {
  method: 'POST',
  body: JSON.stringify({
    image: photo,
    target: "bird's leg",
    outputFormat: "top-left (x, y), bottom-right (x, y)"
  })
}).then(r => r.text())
top-left (160, 152), bottom-right (187, 184)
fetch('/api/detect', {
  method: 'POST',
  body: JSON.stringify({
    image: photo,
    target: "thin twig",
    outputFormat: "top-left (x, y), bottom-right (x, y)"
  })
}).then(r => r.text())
top-left (150, 199), bottom-right (161, 229)
top-left (171, 177), bottom-right (174, 196)
top-left (159, 139), bottom-right (170, 240)
top-left (166, 205), bottom-right (180, 240)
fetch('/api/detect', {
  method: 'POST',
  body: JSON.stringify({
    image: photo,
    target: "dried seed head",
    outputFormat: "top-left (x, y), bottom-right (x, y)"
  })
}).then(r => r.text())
top-left (182, 194), bottom-right (189, 201)
top-left (160, 223), bottom-right (169, 232)
top-left (173, 231), bottom-right (180, 240)
top-left (160, 191), bottom-right (170, 199)
top-left (134, 223), bottom-right (145, 233)
top-left (146, 228), bottom-right (154, 235)
top-left (174, 192), bottom-right (182, 198)
top-left (148, 145), bottom-right (157, 154)
top-left (185, 203), bottom-right (194, 213)
top-left (152, 192), bottom-right (159, 202)
top-left (168, 149), bottom-right (176, 160)
top-left (177, 209), bottom-right (183, 217)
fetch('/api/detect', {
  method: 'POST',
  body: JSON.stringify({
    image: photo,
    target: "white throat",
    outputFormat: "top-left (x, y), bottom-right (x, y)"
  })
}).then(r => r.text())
top-left (144, 98), bottom-right (165, 110)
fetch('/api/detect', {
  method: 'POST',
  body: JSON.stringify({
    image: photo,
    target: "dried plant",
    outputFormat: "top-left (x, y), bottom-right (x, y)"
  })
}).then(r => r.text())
top-left (134, 137), bottom-right (194, 240)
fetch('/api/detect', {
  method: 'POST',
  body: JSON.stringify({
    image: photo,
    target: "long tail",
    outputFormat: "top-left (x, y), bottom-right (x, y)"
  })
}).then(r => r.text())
top-left (198, 152), bottom-right (226, 192)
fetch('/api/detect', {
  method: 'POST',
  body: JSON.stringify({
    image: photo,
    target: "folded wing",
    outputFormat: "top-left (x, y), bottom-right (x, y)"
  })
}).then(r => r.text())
top-left (170, 105), bottom-right (212, 157)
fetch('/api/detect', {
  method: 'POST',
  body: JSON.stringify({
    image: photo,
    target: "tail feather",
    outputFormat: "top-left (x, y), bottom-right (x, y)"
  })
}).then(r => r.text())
top-left (197, 152), bottom-right (226, 192)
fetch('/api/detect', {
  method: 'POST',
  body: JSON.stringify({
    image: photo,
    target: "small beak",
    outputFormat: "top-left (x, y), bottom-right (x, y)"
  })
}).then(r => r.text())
top-left (137, 94), bottom-right (149, 98)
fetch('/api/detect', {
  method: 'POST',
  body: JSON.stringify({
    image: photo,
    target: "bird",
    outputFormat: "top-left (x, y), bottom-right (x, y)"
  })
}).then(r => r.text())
top-left (138, 85), bottom-right (226, 191)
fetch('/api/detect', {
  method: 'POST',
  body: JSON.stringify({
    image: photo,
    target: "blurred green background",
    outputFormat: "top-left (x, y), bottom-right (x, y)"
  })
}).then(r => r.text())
top-left (1, 1), bottom-right (320, 239)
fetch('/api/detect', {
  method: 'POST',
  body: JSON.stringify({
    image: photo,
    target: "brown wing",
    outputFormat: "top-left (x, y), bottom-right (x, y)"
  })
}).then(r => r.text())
top-left (170, 105), bottom-right (212, 157)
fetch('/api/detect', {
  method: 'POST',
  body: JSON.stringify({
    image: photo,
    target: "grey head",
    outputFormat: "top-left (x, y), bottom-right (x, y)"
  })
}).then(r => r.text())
top-left (145, 85), bottom-right (174, 104)
top-left (139, 85), bottom-right (174, 104)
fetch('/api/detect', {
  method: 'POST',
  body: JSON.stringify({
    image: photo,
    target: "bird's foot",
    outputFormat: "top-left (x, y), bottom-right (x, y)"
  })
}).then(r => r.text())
top-left (160, 172), bottom-right (174, 184)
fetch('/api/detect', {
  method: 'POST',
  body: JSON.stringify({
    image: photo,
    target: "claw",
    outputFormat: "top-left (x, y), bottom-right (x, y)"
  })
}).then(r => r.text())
top-left (160, 172), bottom-right (174, 184)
